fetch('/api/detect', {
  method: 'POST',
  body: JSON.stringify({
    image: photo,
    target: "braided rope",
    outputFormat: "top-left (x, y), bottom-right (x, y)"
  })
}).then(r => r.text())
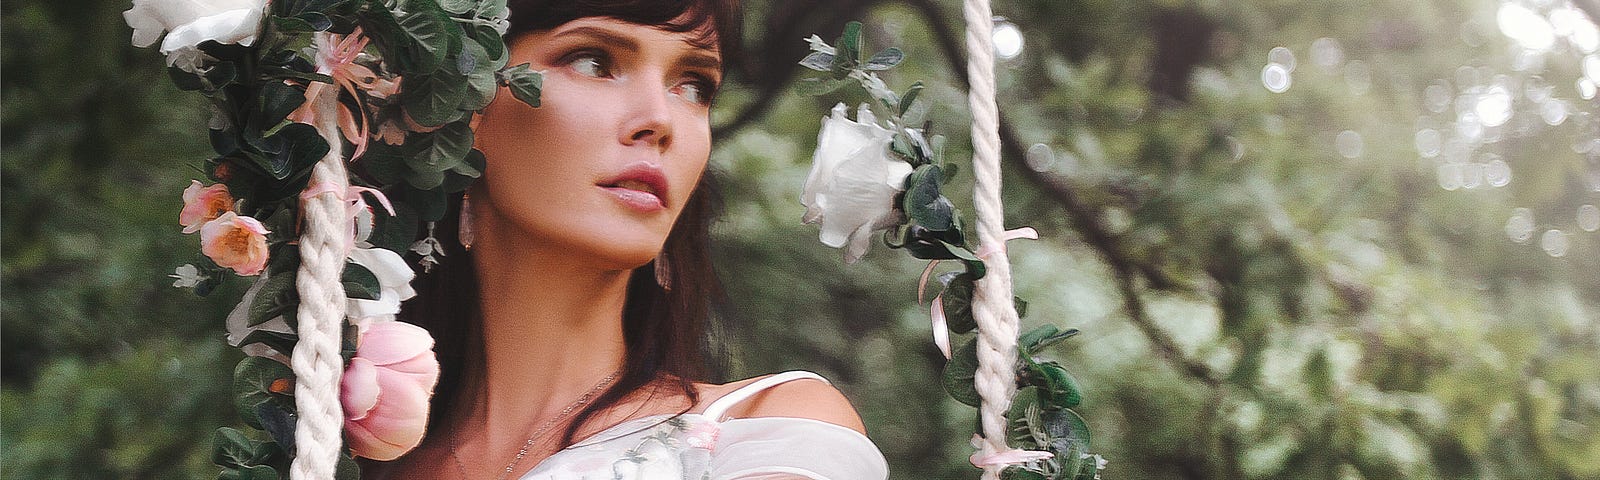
top-left (962, 1), bottom-right (1020, 479)
top-left (291, 31), bottom-right (351, 480)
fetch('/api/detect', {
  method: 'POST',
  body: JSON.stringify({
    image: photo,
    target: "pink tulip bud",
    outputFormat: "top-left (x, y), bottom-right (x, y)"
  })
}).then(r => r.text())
top-left (199, 212), bottom-right (270, 276)
top-left (342, 321), bottom-right (440, 461)
top-left (180, 180), bottom-right (235, 234)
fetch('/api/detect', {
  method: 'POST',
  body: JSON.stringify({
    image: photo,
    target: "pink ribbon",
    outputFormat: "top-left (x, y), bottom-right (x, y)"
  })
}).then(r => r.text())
top-left (301, 182), bottom-right (396, 255)
top-left (288, 28), bottom-right (377, 160)
top-left (970, 447), bottom-right (1055, 467)
top-left (920, 227), bottom-right (1039, 359)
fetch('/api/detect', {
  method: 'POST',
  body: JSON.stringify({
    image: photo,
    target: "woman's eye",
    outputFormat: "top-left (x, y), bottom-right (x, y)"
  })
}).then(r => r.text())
top-left (674, 78), bottom-right (717, 105)
top-left (567, 53), bottom-right (612, 78)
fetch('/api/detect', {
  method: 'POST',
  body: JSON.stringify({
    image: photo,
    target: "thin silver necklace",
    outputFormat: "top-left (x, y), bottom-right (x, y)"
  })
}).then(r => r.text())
top-left (448, 369), bottom-right (622, 480)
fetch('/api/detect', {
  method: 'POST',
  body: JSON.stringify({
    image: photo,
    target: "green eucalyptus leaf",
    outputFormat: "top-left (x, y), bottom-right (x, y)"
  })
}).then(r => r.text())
top-left (864, 47), bottom-right (904, 70)
top-left (233, 357), bottom-right (295, 430)
top-left (902, 165), bottom-right (952, 229)
top-left (368, 197), bottom-right (419, 253)
top-left (452, 37), bottom-right (480, 75)
top-left (360, 142), bottom-right (409, 185)
top-left (301, 12), bottom-right (334, 31)
top-left (939, 272), bottom-right (977, 334)
top-left (437, 0), bottom-right (475, 14)
top-left (204, 61), bottom-right (239, 88)
top-left (263, 122), bottom-right (330, 181)
top-left (793, 76), bottom-right (844, 96)
top-left (258, 81), bottom-right (307, 128)
top-left (254, 403), bottom-right (296, 455)
top-left (404, 167), bottom-right (447, 190)
top-left (1019, 324), bottom-right (1081, 354)
top-left (1027, 360), bottom-right (1083, 410)
top-left (212, 427), bottom-right (256, 468)
top-left (475, 24), bottom-right (506, 61)
top-left (236, 329), bottom-right (296, 358)
top-left (443, 149), bottom-right (486, 190)
top-left (463, 70), bottom-right (497, 111)
top-left (342, 262), bottom-right (381, 301)
top-left (498, 63), bottom-right (543, 108)
top-left (236, 465), bottom-right (278, 480)
top-left (942, 338), bottom-right (981, 407)
top-left (405, 121), bottom-right (474, 175)
top-left (837, 21), bottom-right (863, 67)
top-left (407, 185), bottom-right (450, 222)
top-left (335, 451), bottom-right (361, 480)
top-left (247, 270), bottom-right (297, 328)
top-left (899, 82), bottom-right (925, 116)
top-left (890, 133), bottom-right (914, 160)
top-left (1000, 466), bottom-right (1047, 480)
top-left (169, 66), bottom-right (207, 91)
top-left (799, 51), bottom-right (834, 71)
top-left (940, 241), bottom-right (987, 280)
top-left (396, 5), bottom-right (451, 72)
top-left (1040, 408), bottom-right (1093, 473)
top-left (402, 74), bottom-right (468, 127)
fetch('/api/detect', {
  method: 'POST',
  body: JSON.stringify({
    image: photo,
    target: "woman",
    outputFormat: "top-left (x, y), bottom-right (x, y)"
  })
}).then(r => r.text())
top-left (366, 1), bottom-right (888, 478)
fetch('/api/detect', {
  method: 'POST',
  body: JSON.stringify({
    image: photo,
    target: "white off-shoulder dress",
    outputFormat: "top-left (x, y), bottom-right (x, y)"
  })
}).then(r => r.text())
top-left (518, 371), bottom-right (889, 480)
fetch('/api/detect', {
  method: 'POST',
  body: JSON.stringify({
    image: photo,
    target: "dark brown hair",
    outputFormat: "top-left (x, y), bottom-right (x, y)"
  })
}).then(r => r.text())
top-left (397, 0), bottom-right (740, 451)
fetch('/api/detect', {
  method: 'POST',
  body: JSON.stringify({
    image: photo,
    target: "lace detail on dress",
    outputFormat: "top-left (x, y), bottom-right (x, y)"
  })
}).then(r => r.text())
top-left (518, 371), bottom-right (888, 480)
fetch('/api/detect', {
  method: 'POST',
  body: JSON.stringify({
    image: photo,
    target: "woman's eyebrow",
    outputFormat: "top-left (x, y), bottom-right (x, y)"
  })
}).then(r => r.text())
top-left (552, 26), bottom-right (641, 53)
top-left (678, 53), bottom-right (721, 72)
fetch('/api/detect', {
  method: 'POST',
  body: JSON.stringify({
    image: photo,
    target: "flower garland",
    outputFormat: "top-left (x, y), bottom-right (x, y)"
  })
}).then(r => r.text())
top-left (126, 0), bottom-right (540, 477)
top-left (797, 22), bottom-right (1105, 480)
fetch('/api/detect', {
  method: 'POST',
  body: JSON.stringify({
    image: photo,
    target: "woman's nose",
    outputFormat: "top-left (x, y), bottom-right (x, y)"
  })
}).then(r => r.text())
top-left (620, 79), bottom-right (673, 152)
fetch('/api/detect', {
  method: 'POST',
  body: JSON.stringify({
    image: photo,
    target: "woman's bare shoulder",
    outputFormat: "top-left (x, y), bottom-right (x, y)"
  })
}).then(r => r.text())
top-left (694, 373), bottom-right (868, 435)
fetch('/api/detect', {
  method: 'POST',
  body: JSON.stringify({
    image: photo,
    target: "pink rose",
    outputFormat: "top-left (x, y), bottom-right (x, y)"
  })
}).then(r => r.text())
top-left (180, 180), bottom-right (235, 233)
top-left (341, 321), bottom-right (439, 461)
top-left (199, 211), bottom-right (270, 276)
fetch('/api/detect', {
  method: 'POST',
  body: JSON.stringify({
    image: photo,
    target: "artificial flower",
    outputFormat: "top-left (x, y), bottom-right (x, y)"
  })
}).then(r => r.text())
top-left (341, 320), bottom-right (439, 461)
top-left (200, 211), bottom-right (271, 276)
top-left (287, 28), bottom-right (397, 159)
top-left (169, 263), bottom-right (209, 288)
top-left (801, 103), bottom-right (914, 263)
top-left (346, 247), bottom-right (417, 323)
top-left (180, 180), bottom-right (235, 233)
top-left (225, 270), bottom-right (293, 360)
top-left (122, 0), bottom-right (266, 73)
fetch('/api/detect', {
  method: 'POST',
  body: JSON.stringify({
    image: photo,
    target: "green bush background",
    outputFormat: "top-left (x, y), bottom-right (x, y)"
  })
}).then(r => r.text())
top-left (4, 0), bottom-right (1598, 478)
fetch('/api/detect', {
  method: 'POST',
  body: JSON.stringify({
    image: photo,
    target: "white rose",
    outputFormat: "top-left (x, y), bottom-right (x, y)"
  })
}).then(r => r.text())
top-left (801, 103), bottom-right (915, 263)
top-left (123, 0), bottom-right (266, 72)
top-left (346, 247), bottom-right (418, 324)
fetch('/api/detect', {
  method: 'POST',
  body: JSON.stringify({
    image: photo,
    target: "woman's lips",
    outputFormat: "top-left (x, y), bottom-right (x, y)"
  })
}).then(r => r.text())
top-left (599, 163), bottom-right (669, 212)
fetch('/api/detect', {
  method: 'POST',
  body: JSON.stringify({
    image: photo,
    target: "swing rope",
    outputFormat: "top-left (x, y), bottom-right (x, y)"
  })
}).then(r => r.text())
top-left (961, 0), bottom-right (1023, 478)
top-left (291, 31), bottom-right (352, 480)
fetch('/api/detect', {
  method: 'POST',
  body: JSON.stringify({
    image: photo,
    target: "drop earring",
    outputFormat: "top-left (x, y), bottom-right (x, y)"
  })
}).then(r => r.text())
top-left (654, 253), bottom-right (672, 291)
top-left (458, 192), bottom-right (475, 251)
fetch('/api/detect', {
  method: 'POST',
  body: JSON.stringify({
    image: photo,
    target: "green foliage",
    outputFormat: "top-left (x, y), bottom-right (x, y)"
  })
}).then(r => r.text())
top-left (7, 0), bottom-right (1600, 479)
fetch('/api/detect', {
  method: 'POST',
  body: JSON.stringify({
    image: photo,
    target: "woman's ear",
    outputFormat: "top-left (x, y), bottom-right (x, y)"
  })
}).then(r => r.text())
top-left (470, 112), bottom-right (484, 130)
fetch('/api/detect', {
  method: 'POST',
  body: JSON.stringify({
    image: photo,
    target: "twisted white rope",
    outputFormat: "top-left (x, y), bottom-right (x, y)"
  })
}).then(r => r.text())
top-left (291, 31), bottom-right (351, 480)
top-left (962, 1), bottom-right (1021, 479)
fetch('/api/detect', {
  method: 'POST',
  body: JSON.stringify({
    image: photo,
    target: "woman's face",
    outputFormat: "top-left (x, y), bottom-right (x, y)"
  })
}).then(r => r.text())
top-left (472, 17), bottom-right (721, 270)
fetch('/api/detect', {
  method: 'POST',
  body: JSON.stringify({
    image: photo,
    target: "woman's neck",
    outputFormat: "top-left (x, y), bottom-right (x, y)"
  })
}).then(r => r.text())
top-left (464, 215), bottom-right (633, 455)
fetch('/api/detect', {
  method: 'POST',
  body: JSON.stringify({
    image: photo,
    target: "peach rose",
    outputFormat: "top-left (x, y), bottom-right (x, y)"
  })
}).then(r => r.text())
top-left (341, 321), bottom-right (439, 461)
top-left (199, 211), bottom-right (270, 276)
top-left (180, 180), bottom-right (235, 233)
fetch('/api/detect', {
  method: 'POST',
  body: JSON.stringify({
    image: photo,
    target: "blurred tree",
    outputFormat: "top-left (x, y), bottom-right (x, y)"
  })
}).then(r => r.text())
top-left (4, 0), bottom-right (1597, 479)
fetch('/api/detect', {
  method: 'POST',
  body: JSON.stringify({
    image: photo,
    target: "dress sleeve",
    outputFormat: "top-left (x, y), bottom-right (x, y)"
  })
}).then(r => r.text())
top-left (706, 417), bottom-right (889, 480)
